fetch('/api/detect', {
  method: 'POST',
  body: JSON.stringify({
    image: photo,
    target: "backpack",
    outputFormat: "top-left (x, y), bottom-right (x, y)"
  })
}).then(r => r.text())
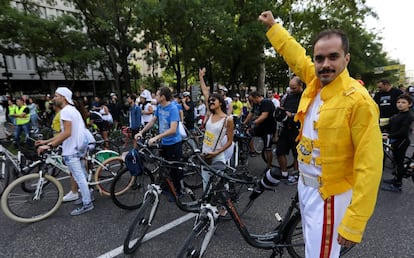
top-left (125, 148), bottom-right (144, 176)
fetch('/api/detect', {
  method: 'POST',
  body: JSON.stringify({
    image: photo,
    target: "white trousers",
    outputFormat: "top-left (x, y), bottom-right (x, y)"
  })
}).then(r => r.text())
top-left (298, 177), bottom-right (352, 258)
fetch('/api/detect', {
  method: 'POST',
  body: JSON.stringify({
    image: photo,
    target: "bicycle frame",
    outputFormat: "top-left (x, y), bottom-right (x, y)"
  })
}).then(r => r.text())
top-left (186, 154), bottom-right (303, 256)
top-left (0, 144), bottom-right (22, 174)
top-left (225, 191), bottom-right (301, 250)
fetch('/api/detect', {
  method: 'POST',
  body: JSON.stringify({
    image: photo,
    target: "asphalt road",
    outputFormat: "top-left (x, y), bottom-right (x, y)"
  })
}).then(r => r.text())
top-left (0, 128), bottom-right (414, 257)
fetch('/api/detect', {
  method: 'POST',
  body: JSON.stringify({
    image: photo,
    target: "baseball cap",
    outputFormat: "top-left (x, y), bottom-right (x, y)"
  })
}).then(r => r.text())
top-left (234, 93), bottom-right (240, 98)
top-left (183, 91), bottom-right (190, 97)
top-left (140, 92), bottom-right (152, 101)
top-left (55, 87), bottom-right (74, 105)
top-left (409, 86), bottom-right (414, 93)
top-left (219, 86), bottom-right (228, 92)
top-left (110, 92), bottom-right (116, 97)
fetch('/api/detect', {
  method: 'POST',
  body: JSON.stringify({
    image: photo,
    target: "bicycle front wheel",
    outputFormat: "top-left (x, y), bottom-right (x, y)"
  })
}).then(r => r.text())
top-left (285, 213), bottom-right (305, 258)
top-left (1, 173), bottom-right (63, 223)
top-left (123, 194), bottom-right (157, 254)
top-left (95, 156), bottom-right (125, 196)
top-left (111, 167), bottom-right (154, 210)
top-left (177, 217), bottom-right (214, 258)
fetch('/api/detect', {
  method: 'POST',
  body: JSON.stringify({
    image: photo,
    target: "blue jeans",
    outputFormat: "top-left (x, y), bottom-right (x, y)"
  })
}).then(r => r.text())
top-left (14, 123), bottom-right (30, 145)
top-left (30, 113), bottom-right (39, 131)
top-left (63, 153), bottom-right (91, 205)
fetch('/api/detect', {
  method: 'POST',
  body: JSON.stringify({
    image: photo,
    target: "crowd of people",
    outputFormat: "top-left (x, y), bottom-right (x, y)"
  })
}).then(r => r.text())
top-left (2, 9), bottom-right (414, 257)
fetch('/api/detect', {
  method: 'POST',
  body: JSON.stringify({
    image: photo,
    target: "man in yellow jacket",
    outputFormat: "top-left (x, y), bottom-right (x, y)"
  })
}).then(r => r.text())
top-left (12, 97), bottom-right (31, 147)
top-left (259, 11), bottom-right (382, 257)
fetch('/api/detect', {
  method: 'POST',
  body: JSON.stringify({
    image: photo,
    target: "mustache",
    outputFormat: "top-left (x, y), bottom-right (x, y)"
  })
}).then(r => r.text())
top-left (318, 68), bottom-right (335, 74)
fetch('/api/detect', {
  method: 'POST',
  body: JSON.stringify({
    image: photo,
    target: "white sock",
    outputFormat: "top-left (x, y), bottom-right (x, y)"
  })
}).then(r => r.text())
top-left (282, 171), bottom-right (288, 177)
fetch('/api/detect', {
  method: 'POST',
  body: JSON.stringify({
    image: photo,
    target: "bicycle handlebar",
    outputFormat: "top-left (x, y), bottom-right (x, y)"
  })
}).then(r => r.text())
top-left (194, 153), bottom-right (253, 185)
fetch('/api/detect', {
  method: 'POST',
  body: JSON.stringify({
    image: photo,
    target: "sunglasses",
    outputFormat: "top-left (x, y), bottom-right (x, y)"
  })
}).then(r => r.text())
top-left (208, 98), bottom-right (217, 103)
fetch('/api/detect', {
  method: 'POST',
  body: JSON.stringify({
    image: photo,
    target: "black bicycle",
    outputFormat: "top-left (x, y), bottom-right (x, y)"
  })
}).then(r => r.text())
top-left (110, 140), bottom-right (202, 210)
top-left (122, 142), bottom-right (206, 254)
top-left (177, 153), bottom-right (355, 258)
top-left (383, 140), bottom-right (414, 182)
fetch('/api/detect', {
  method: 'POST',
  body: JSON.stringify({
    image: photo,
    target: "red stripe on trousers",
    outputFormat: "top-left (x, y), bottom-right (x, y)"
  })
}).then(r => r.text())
top-left (320, 196), bottom-right (335, 258)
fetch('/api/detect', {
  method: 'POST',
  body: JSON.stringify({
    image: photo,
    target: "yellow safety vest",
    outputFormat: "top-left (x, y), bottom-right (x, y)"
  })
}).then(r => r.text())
top-left (15, 105), bottom-right (30, 125)
top-left (8, 104), bottom-right (17, 115)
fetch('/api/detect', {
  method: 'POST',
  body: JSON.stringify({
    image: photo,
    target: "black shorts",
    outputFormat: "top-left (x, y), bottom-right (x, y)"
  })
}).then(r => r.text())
top-left (96, 121), bottom-right (111, 132)
top-left (261, 133), bottom-right (274, 151)
top-left (276, 129), bottom-right (299, 156)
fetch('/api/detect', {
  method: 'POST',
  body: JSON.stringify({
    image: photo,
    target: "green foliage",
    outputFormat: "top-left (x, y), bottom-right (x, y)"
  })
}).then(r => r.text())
top-left (0, 0), bottom-right (400, 95)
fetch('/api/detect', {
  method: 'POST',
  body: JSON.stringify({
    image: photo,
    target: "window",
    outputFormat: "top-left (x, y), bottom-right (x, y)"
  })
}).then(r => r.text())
top-left (5, 56), bottom-right (16, 70)
top-left (26, 56), bottom-right (35, 70)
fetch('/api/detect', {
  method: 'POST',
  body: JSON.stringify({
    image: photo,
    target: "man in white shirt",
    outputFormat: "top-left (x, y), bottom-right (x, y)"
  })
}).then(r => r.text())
top-left (37, 87), bottom-right (93, 216)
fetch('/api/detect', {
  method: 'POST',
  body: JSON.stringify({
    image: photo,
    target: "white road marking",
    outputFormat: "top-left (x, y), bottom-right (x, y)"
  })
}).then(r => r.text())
top-left (96, 212), bottom-right (197, 258)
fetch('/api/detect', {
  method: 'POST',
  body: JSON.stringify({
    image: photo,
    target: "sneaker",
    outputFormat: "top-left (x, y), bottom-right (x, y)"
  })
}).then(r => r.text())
top-left (74, 189), bottom-right (95, 205)
top-left (381, 184), bottom-right (402, 193)
top-left (286, 175), bottom-right (298, 185)
top-left (62, 191), bottom-right (79, 202)
top-left (382, 178), bottom-right (398, 185)
top-left (70, 203), bottom-right (94, 216)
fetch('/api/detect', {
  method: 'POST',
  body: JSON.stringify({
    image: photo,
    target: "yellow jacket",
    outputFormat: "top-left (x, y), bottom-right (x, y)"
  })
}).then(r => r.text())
top-left (266, 24), bottom-right (383, 243)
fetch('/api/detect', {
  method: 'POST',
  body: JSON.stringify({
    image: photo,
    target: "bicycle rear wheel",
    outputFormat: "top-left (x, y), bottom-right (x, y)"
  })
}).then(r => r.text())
top-left (94, 156), bottom-right (125, 196)
top-left (111, 167), bottom-right (154, 210)
top-left (252, 136), bottom-right (264, 154)
top-left (177, 217), bottom-right (214, 258)
top-left (285, 213), bottom-right (305, 258)
top-left (123, 194), bottom-right (157, 254)
top-left (1, 173), bottom-right (63, 223)
top-left (261, 142), bottom-right (295, 170)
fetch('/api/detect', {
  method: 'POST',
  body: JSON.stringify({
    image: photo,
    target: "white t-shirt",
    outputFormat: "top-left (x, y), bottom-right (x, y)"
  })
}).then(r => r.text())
top-left (60, 105), bottom-right (87, 156)
top-left (224, 96), bottom-right (232, 112)
top-left (141, 103), bottom-right (153, 124)
top-left (196, 103), bottom-right (206, 117)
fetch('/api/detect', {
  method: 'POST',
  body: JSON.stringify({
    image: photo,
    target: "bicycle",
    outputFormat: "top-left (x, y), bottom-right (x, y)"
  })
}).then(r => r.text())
top-left (177, 154), bottom-right (354, 258)
top-left (122, 140), bottom-right (213, 254)
top-left (383, 140), bottom-right (414, 182)
top-left (0, 145), bottom-right (127, 223)
top-left (110, 138), bottom-right (203, 210)
top-left (230, 124), bottom-right (252, 168)
top-left (0, 140), bottom-right (40, 196)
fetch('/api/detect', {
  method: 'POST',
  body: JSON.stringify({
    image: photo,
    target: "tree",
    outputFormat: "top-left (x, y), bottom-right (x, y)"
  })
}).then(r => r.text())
top-left (66, 0), bottom-right (144, 95)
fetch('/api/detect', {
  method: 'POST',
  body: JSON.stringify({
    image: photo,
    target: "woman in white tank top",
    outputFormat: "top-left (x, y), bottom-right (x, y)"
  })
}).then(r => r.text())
top-left (200, 90), bottom-right (235, 191)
